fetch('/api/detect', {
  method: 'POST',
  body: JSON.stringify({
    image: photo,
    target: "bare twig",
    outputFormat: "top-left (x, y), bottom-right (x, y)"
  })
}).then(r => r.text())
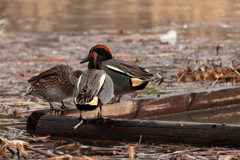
top-left (216, 45), bottom-right (221, 56)
top-left (232, 61), bottom-right (236, 85)
top-left (25, 146), bottom-right (57, 157)
top-left (138, 135), bottom-right (142, 149)
top-left (44, 154), bottom-right (73, 159)
top-left (55, 142), bottom-right (81, 150)
top-left (7, 145), bottom-right (17, 155)
top-left (212, 78), bottom-right (219, 87)
top-left (129, 146), bottom-right (135, 159)
top-left (14, 57), bottom-right (66, 62)
top-left (177, 72), bottom-right (186, 82)
top-left (229, 66), bottom-right (240, 77)
top-left (83, 155), bottom-right (94, 160)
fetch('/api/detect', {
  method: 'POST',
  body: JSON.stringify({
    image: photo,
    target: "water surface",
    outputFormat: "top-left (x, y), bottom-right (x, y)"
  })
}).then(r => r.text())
top-left (0, 0), bottom-right (240, 40)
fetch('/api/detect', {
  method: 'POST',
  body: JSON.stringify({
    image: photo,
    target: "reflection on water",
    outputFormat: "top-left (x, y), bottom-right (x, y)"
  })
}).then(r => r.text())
top-left (0, 0), bottom-right (240, 39)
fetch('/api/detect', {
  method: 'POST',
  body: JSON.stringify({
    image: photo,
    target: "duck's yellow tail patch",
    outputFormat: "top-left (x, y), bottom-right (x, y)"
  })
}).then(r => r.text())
top-left (86, 96), bottom-right (99, 105)
top-left (130, 78), bottom-right (145, 87)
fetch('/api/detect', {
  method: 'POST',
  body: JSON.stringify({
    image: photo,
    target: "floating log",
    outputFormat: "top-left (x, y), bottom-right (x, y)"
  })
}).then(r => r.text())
top-left (44, 86), bottom-right (240, 119)
top-left (29, 112), bottom-right (240, 146)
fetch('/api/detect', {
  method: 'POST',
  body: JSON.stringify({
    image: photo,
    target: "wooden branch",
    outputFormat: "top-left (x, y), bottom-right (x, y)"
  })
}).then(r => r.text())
top-left (33, 115), bottom-right (240, 146)
top-left (25, 146), bottom-right (57, 157)
top-left (14, 57), bottom-right (66, 62)
top-left (229, 65), bottom-right (240, 77)
top-left (43, 86), bottom-right (240, 119)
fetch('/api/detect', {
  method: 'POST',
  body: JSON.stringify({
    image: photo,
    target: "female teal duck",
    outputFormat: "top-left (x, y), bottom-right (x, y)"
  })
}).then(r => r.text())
top-left (26, 64), bottom-right (82, 110)
top-left (73, 51), bottom-right (114, 129)
top-left (80, 44), bottom-right (163, 102)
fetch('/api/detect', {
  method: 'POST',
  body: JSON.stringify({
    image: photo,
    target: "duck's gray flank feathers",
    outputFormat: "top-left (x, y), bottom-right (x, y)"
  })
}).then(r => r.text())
top-left (74, 69), bottom-right (112, 105)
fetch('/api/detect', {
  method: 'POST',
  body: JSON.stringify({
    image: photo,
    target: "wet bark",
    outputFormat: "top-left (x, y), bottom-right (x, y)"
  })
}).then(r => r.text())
top-left (31, 114), bottom-right (240, 146)
top-left (36, 86), bottom-right (240, 119)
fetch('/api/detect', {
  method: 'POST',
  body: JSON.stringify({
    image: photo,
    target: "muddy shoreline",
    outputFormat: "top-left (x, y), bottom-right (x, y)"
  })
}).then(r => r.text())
top-left (0, 30), bottom-right (240, 159)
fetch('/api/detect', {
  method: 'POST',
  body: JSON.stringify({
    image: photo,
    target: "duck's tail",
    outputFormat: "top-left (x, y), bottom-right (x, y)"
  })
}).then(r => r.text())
top-left (145, 73), bottom-right (164, 88)
top-left (154, 73), bottom-right (164, 86)
top-left (25, 86), bottom-right (33, 96)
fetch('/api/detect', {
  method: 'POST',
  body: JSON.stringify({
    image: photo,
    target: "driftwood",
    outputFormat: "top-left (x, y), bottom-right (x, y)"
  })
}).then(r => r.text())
top-left (28, 112), bottom-right (240, 146)
top-left (42, 86), bottom-right (240, 119)
top-left (26, 86), bottom-right (240, 146)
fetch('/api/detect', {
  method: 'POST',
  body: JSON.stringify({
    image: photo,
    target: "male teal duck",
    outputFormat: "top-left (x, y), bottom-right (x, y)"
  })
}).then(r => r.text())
top-left (26, 64), bottom-right (83, 110)
top-left (80, 44), bottom-right (163, 102)
top-left (73, 51), bottom-right (114, 129)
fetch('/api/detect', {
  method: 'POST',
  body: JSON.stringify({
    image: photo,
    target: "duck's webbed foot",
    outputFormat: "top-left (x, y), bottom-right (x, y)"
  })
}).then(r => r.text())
top-left (60, 100), bottom-right (72, 110)
top-left (155, 73), bottom-right (164, 86)
top-left (73, 110), bottom-right (86, 130)
top-left (110, 95), bottom-right (122, 103)
top-left (97, 106), bottom-right (108, 123)
top-left (48, 101), bottom-right (56, 111)
top-left (73, 119), bottom-right (83, 130)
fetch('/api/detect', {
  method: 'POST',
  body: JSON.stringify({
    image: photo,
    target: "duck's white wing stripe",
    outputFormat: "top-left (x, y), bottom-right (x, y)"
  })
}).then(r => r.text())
top-left (106, 65), bottom-right (136, 77)
top-left (76, 75), bottom-right (82, 92)
top-left (97, 74), bottom-right (106, 93)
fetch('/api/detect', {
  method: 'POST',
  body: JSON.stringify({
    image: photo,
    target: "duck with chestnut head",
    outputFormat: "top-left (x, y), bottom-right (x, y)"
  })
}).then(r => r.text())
top-left (80, 44), bottom-right (163, 102)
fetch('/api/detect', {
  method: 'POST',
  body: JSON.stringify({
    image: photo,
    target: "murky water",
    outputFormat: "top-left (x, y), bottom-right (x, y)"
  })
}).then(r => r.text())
top-left (1, 1), bottom-right (240, 158)
top-left (1, 0), bottom-right (240, 40)
top-left (1, 0), bottom-right (240, 126)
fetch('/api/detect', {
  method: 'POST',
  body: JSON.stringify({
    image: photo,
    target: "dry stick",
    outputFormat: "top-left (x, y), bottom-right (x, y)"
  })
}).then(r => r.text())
top-left (35, 97), bottom-right (47, 105)
top-left (0, 50), bottom-right (22, 54)
top-left (158, 52), bottom-right (175, 57)
top-left (187, 59), bottom-right (192, 72)
top-left (137, 135), bottom-right (142, 149)
top-left (161, 144), bottom-right (186, 148)
top-left (232, 61), bottom-right (236, 85)
top-left (25, 146), bottom-right (57, 157)
top-left (185, 154), bottom-right (197, 159)
top-left (45, 154), bottom-right (73, 159)
top-left (17, 149), bottom-right (20, 159)
top-left (196, 155), bottom-right (210, 159)
top-left (55, 142), bottom-right (81, 150)
top-left (158, 147), bottom-right (204, 158)
top-left (212, 78), bottom-right (219, 87)
top-left (216, 45), bottom-right (223, 67)
top-left (7, 145), bottom-right (17, 156)
top-left (229, 66), bottom-right (240, 77)
top-left (177, 72), bottom-right (186, 82)
top-left (129, 146), bottom-right (135, 159)
top-left (14, 57), bottom-right (66, 62)
top-left (173, 148), bottom-right (203, 154)
top-left (83, 155), bottom-right (94, 160)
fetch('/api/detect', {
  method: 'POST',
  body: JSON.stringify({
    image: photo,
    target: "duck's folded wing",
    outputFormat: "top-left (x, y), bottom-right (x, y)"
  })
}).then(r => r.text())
top-left (104, 59), bottom-right (153, 79)
top-left (27, 65), bottom-right (63, 84)
top-left (74, 70), bottom-right (106, 104)
top-left (28, 65), bottom-right (73, 84)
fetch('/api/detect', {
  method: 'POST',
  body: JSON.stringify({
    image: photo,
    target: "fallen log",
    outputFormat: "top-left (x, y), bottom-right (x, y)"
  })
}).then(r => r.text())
top-left (29, 112), bottom-right (240, 146)
top-left (43, 86), bottom-right (240, 119)
top-left (151, 104), bottom-right (240, 124)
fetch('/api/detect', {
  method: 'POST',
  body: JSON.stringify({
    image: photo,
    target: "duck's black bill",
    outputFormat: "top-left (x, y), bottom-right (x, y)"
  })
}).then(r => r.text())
top-left (80, 57), bottom-right (90, 64)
